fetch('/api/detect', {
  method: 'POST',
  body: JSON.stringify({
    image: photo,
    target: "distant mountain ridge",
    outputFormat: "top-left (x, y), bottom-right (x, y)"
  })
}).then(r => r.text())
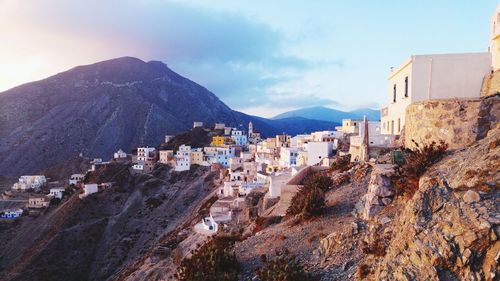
top-left (0, 57), bottom-right (335, 177)
top-left (272, 106), bottom-right (380, 122)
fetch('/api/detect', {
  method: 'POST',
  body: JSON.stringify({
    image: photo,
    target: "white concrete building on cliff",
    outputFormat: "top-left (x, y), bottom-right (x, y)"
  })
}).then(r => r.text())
top-left (69, 174), bottom-right (85, 185)
top-left (491, 3), bottom-right (500, 71)
top-left (114, 149), bottom-right (127, 159)
top-left (175, 145), bottom-right (191, 171)
top-left (12, 175), bottom-right (47, 190)
top-left (193, 121), bottom-right (204, 128)
top-left (380, 52), bottom-right (491, 136)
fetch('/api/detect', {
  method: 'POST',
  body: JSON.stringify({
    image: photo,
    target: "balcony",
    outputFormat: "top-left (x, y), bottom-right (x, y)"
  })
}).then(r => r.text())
top-left (381, 107), bottom-right (388, 117)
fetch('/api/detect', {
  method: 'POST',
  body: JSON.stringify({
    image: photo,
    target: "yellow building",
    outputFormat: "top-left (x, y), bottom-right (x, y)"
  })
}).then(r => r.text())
top-left (211, 136), bottom-right (225, 147)
top-left (491, 3), bottom-right (500, 71)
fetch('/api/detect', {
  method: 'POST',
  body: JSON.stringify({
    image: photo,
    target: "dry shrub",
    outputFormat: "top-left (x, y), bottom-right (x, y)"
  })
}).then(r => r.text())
top-left (394, 140), bottom-right (448, 198)
top-left (355, 264), bottom-right (371, 279)
top-left (255, 253), bottom-right (318, 281)
top-left (330, 155), bottom-right (352, 172)
top-left (286, 185), bottom-right (325, 220)
top-left (306, 174), bottom-right (333, 192)
top-left (253, 216), bottom-right (282, 234)
top-left (176, 236), bottom-right (240, 281)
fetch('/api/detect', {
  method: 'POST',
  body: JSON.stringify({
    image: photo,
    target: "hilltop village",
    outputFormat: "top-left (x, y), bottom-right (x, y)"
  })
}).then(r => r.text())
top-left (0, 5), bottom-right (499, 281)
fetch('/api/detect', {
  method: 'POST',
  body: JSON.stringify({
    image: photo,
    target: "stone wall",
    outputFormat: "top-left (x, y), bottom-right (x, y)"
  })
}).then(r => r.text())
top-left (481, 70), bottom-right (500, 97)
top-left (404, 95), bottom-right (499, 149)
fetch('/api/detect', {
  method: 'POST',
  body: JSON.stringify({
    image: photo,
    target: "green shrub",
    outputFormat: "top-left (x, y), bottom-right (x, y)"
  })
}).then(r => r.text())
top-left (330, 155), bottom-right (352, 172)
top-left (176, 236), bottom-right (241, 281)
top-left (255, 253), bottom-right (317, 281)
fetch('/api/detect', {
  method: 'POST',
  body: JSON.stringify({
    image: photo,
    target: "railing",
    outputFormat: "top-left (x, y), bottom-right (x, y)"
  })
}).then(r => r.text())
top-left (381, 107), bottom-right (388, 117)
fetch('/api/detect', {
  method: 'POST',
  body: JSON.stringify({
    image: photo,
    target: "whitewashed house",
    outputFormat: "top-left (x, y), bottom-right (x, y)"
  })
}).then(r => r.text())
top-left (381, 52), bottom-right (491, 136)
top-left (193, 121), bottom-right (204, 128)
top-left (137, 147), bottom-right (156, 162)
top-left (231, 129), bottom-right (248, 146)
top-left (12, 175), bottom-right (47, 190)
top-left (214, 123), bottom-right (225, 130)
top-left (201, 216), bottom-right (218, 232)
top-left (306, 142), bottom-right (335, 166)
top-left (49, 188), bottom-right (65, 199)
top-left (69, 174), bottom-right (85, 185)
top-left (0, 209), bottom-right (23, 219)
top-left (175, 145), bottom-right (191, 171)
top-left (215, 147), bottom-right (236, 167)
top-left (279, 147), bottom-right (298, 168)
top-left (165, 135), bottom-right (174, 143)
top-left (28, 196), bottom-right (50, 208)
top-left (83, 184), bottom-right (98, 197)
top-left (114, 149), bottom-right (127, 159)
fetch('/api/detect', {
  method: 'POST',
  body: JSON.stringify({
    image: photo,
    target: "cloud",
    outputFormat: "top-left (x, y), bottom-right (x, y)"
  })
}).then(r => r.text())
top-left (1, 0), bottom-right (345, 113)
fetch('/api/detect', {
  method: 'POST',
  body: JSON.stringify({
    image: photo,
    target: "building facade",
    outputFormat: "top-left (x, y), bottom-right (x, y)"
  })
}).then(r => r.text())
top-left (381, 53), bottom-right (491, 135)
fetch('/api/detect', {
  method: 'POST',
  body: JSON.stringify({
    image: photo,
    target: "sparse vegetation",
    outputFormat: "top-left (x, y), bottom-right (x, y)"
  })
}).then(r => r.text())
top-left (254, 216), bottom-right (282, 234)
top-left (286, 174), bottom-right (326, 220)
top-left (394, 140), bottom-right (448, 198)
top-left (176, 236), bottom-right (241, 281)
top-left (306, 174), bottom-right (333, 192)
top-left (330, 155), bottom-right (352, 172)
top-left (255, 253), bottom-right (318, 281)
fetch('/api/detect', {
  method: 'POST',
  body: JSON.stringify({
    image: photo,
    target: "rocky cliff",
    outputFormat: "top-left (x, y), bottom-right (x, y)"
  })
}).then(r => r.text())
top-left (370, 124), bottom-right (499, 280)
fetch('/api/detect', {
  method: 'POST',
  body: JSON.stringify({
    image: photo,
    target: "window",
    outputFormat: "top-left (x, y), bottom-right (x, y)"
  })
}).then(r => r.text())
top-left (397, 118), bottom-right (401, 133)
top-left (404, 77), bottom-right (409, 97)
top-left (393, 84), bottom-right (397, 102)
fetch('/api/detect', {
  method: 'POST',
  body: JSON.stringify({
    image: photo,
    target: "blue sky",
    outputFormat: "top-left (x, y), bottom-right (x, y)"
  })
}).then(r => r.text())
top-left (0, 0), bottom-right (497, 117)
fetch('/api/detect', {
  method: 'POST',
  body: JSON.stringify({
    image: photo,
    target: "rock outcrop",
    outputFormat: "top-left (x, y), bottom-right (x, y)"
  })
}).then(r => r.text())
top-left (404, 94), bottom-right (499, 149)
top-left (373, 124), bottom-right (500, 280)
top-left (359, 164), bottom-right (396, 220)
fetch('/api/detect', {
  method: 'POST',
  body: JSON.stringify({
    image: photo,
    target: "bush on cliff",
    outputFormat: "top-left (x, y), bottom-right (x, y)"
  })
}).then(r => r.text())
top-left (286, 174), bottom-right (327, 220)
top-left (395, 140), bottom-right (448, 198)
top-left (256, 253), bottom-right (318, 281)
top-left (176, 236), bottom-right (241, 281)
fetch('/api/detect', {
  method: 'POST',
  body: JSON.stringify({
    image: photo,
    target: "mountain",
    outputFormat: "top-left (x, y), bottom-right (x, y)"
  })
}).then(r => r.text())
top-left (0, 57), bottom-right (335, 177)
top-left (272, 106), bottom-right (381, 122)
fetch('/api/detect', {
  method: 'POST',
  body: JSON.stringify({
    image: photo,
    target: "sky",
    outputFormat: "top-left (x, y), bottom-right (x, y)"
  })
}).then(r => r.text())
top-left (0, 0), bottom-right (497, 117)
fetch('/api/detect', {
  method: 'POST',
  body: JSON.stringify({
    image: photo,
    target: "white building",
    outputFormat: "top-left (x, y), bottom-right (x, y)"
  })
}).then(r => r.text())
top-left (0, 209), bottom-right (23, 219)
top-left (49, 188), bottom-right (65, 199)
top-left (175, 145), bottom-right (191, 171)
top-left (335, 119), bottom-right (362, 134)
top-left (12, 175), bottom-right (47, 190)
top-left (231, 129), bottom-right (248, 146)
top-left (214, 123), bottom-right (225, 130)
top-left (381, 52), bottom-right (491, 135)
top-left (69, 174), bottom-right (85, 185)
top-left (28, 196), bottom-right (50, 208)
top-left (201, 216), bottom-right (218, 232)
top-left (215, 147), bottom-right (236, 167)
top-left (193, 121), bottom-right (204, 128)
top-left (137, 147), bottom-right (156, 162)
top-left (83, 184), bottom-right (98, 197)
top-left (165, 135), bottom-right (174, 143)
top-left (306, 142), bottom-right (335, 166)
top-left (491, 3), bottom-right (500, 71)
top-left (279, 147), bottom-right (298, 168)
top-left (113, 149), bottom-right (127, 159)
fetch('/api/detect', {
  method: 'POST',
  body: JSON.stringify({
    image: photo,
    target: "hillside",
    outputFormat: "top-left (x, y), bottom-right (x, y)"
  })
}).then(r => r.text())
top-left (272, 106), bottom-right (381, 122)
top-left (0, 163), bottom-right (218, 281)
top-left (0, 57), bottom-right (334, 177)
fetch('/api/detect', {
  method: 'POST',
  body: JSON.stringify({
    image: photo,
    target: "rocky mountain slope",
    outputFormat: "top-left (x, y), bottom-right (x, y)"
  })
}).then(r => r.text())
top-left (0, 57), bottom-right (335, 177)
top-left (0, 163), bottom-right (218, 281)
top-left (273, 106), bottom-right (381, 122)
